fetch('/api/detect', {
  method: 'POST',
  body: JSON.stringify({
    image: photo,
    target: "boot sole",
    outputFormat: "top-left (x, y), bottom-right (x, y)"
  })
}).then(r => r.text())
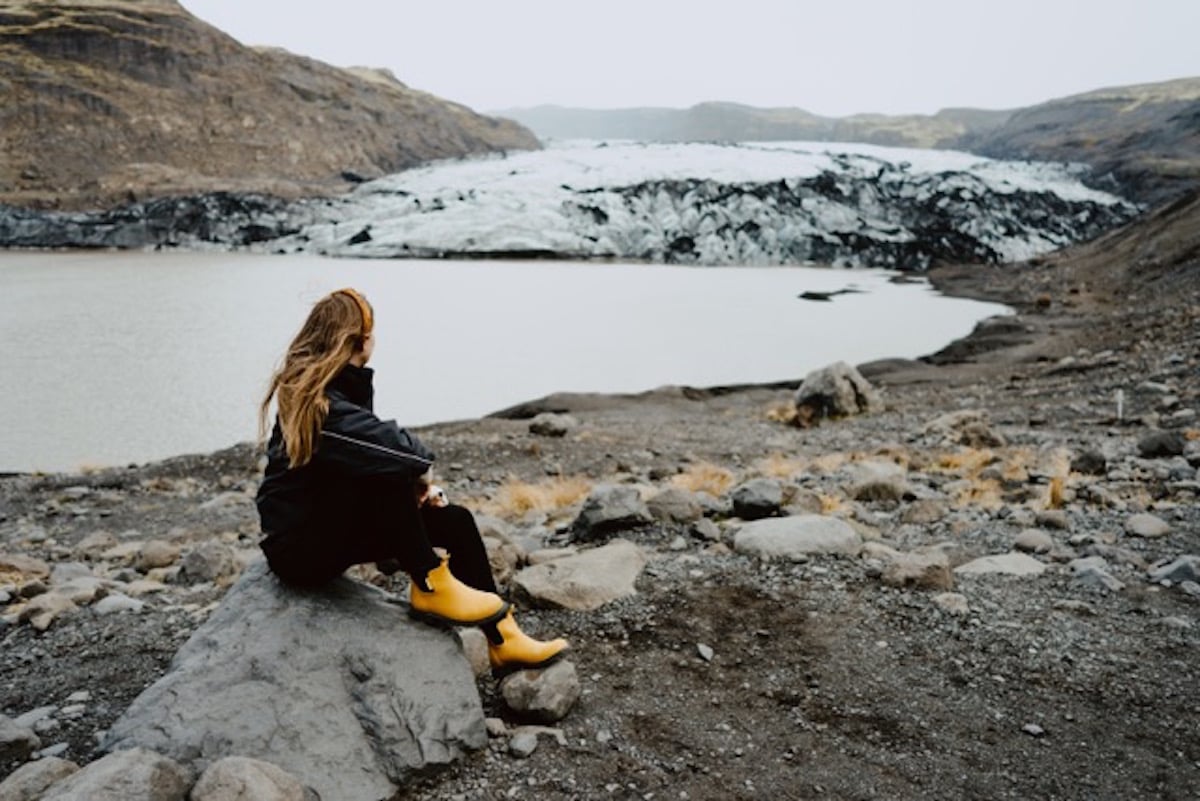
top-left (408, 601), bottom-right (511, 629)
top-left (490, 646), bottom-right (571, 680)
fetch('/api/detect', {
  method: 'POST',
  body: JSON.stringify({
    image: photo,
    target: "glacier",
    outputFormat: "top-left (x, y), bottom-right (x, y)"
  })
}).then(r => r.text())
top-left (281, 139), bottom-right (1139, 269)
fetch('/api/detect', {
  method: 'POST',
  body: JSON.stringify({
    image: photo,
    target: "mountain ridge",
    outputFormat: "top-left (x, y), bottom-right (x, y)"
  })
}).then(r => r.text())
top-left (0, 0), bottom-right (539, 210)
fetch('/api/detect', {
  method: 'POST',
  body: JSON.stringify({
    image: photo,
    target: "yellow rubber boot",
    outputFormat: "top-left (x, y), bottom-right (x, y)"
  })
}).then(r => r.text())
top-left (409, 557), bottom-right (509, 627)
top-left (488, 609), bottom-right (570, 677)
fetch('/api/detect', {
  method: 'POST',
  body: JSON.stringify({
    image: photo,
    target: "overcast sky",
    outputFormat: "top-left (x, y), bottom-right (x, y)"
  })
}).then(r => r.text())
top-left (180, 1), bottom-right (1199, 117)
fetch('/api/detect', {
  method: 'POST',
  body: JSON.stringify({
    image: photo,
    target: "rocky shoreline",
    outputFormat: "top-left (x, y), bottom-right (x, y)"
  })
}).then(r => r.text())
top-left (2, 198), bottom-right (1198, 798)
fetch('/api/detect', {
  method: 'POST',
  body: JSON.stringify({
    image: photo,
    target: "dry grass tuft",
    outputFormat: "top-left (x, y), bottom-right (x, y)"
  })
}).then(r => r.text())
top-left (931, 448), bottom-right (997, 478)
top-left (480, 475), bottom-right (593, 519)
top-left (808, 452), bottom-right (851, 474)
top-left (1047, 476), bottom-right (1065, 509)
top-left (672, 462), bottom-right (736, 496)
top-left (764, 400), bottom-right (798, 425)
top-left (754, 453), bottom-right (807, 480)
top-left (952, 479), bottom-right (1004, 509)
top-left (819, 493), bottom-right (847, 515)
top-left (1185, 429), bottom-right (1200, 441)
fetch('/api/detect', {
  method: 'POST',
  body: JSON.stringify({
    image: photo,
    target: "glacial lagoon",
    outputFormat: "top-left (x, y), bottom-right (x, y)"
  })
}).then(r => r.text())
top-left (0, 251), bottom-right (1008, 472)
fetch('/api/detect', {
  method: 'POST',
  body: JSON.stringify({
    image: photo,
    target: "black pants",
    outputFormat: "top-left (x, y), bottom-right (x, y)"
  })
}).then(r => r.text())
top-left (262, 475), bottom-right (497, 593)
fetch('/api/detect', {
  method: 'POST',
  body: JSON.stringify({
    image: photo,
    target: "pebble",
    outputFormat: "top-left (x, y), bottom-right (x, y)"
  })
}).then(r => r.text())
top-left (65, 690), bottom-right (91, 703)
top-left (1125, 513), bottom-right (1171, 538)
top-left (1034, 510), bottom-right (1070, 530)
top-left (1014, 529), bottom-right (1055, 554)
top-left (13, 706), bottom-right (57, 728)
top-left (1021, 723), bottom-right (1046, 737)
top-left (1180, 581), bottom-right (1200, 599)
top-left (697, 643), bottom-right (714, 662)
top-left (92, 593), bottom-right (145, 615)
top-left (509, 730), bottom-right (539, 758)
top-left (485, 717), bottom-right (509, 738)
top-left (33, 742), bottom-right (70, 758)
top-left (933, 592), bottom-right (970, 615)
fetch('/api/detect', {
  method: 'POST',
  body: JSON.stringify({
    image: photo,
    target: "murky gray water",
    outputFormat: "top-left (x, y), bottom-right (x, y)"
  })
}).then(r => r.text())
top-left (0, 252), bottom-right (1007, 472)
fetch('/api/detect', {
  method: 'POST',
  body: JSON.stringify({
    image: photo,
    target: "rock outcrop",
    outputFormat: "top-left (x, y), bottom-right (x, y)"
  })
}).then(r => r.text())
top-left (101, 561), bottom-right (486, 801)
top-left (0, 0), bottom-right (538, 210)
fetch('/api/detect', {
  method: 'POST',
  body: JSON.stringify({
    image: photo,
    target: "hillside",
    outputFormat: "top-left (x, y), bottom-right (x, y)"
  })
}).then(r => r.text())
top-left (957, 77), bottom-right (1200, 205)
top-left (0, 0), bottom-right (539, 210)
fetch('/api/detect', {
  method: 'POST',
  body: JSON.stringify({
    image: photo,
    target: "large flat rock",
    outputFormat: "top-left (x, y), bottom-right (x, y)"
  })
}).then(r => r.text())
top-left (102, 561), bottom-right (485, 801)
top-left (733, 515), bottom-right (863, 559)
top-left (513, 540), bottom-right (646, 611)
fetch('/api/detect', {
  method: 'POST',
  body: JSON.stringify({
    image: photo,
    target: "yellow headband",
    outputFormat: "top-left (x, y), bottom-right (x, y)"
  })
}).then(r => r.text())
top-left (335, 288), bottom-right (373, 335)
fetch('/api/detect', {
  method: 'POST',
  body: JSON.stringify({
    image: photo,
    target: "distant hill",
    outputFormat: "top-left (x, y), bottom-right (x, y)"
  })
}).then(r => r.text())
top-left (956, 77), bottom-right (1200, 205)
top-left (497, 77), bottom-right (1200, 204)
top-left (0, 0), bottom-right (539, 209)
top-left (494, 102), bottom-right (1013, 149)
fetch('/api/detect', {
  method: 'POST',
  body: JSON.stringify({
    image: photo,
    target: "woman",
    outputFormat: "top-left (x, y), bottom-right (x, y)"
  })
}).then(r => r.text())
top-left (255, 287), bottom-right (568, 675)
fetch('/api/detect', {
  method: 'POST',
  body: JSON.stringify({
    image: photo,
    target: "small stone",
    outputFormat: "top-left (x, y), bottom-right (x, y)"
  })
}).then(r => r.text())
top-left (508, 730), bottom-right (539, 758)
top-left (37, 747), bottom-right (191, 800)
top-left (1022, 723), bottom-right (1046, 737)
top-left (74, 531), bottom-right (118, 559)
top-left (0, 756), bottom-right (79, 800)
top-left (18, 592), bottom-right (77, 631)
top-left (190, 755), bottom-right (310, 801)
top-left (689, 518), bottom-right (721, 542)
top-left (136, 540), bottom-right (181, 572)
top-left (180, 541), bottom-right (238, 584)
top-left (50, 562), bottom-right (94, 584)
top-left (697, 643), bottom-right (714, 662)
top-left (899, 499), bottom-right (946, 525)
top-left (1014, 529), bottom-right (1055, 554)
top-left (1125, 513), bottom-right (1170, 538)
top-left (485, 717), bottom-right (509, 738)
top-left (1070, 449), bottom-right (1107, 476)
top-left (1180, 581), bottom-right (1200, 599)
top-left (0, 714), bottom-right (42, 761)
top-left (646, 487), bottom-right (704, 524)
top-left (65, 691), bottom-right (91, 703)
top-left (13, 706), bottom-right (57, 729)
top-left (1034, 510), bottom-right (1070, 530)
top-left (933, 592), bottom-right (969, 615)
top-left (456, 628), bottom-right (491, 678)
top-left (92, 593), bottom-right (145, 615)
top-left (1148, 556), bottom-right (1200, 584)
top-left (730, 478), bottom-right (783, 520)
top-left (34, 742), bottom-right (70, 759)
top-left (1138, 430), bottom-right (1186, 458)
top-left (500, 660), bottom-right (581, 723)
top-left (881, 551), bottom-right (954, 591)
top-left (1053, 599), bottom-right (1098, 616)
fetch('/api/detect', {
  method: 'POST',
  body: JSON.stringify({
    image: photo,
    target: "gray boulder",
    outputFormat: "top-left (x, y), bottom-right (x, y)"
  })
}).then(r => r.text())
top-left (40, 748), bottom-right (190, 801)
top-left (794, 361), bottom-right (882, 425)
top-left (102, 561), bottom-right (486, 801)
top-left (730, 478), bottom-right (783, 520)
top-left (178, 541), bottom-right (238, 584)
top-left (571, 485), bottom-right (652, 540)
top-left (0, 756), bottom-right (79, 801)
top-left (733, 516), bottom-right (862, 560)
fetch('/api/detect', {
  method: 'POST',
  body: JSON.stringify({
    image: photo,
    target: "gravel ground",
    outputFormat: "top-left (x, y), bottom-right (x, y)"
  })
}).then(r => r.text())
top-left (2, 200), bottom-right (1199, 799)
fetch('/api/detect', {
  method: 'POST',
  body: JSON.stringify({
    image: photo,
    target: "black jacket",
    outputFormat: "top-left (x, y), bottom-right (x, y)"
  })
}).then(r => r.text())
top-left (256, 364), bottom-right (435, 538)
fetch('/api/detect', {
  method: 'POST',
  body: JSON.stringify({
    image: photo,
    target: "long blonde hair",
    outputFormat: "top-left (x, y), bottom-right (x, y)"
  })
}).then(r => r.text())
top-left (259, 289), bottom-right (374, 468)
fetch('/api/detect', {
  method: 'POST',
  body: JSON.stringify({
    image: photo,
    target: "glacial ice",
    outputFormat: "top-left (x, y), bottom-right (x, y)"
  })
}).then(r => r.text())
top-left (278, 139), bottom-right (1137, 268)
